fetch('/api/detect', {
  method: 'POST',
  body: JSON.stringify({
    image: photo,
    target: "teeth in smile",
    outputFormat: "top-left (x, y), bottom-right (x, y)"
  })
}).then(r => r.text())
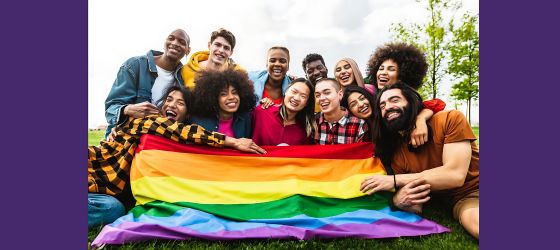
top-left (359, 106), bottom-right (369, 113)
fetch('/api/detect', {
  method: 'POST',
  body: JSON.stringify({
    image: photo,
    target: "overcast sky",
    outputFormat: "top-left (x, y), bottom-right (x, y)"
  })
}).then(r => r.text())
top-left (88, 0), bottom-right (479, 128)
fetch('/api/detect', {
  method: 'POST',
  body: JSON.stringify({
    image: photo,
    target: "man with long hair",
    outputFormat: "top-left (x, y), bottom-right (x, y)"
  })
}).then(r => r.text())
top-left (361, 82), bottom-right (479, 239)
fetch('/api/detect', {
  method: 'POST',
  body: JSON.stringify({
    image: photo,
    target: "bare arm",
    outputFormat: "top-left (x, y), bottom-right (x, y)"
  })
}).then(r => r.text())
top-left (396, 141), bottom-right (472, 190)
top-left (410, 108), bottom-right (433, 147)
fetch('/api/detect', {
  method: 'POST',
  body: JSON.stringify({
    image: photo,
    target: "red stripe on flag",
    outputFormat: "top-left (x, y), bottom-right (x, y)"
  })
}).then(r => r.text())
top-left (136, 134), bottom-right (375, 159)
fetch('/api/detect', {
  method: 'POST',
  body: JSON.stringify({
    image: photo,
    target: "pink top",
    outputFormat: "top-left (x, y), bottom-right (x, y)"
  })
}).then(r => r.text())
top-left (218, 117), bottom-right (235, 138)
top-left (251, 105), bottom-right (310, 146)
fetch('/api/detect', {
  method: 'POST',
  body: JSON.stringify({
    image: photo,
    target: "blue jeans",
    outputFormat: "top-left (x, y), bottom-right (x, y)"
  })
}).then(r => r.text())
top-left (88, 193), bottom-right (126, 229)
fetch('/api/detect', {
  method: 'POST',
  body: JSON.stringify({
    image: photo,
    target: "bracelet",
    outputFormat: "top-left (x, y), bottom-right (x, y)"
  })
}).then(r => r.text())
top-left (393, 175), bottom-right (398, 190)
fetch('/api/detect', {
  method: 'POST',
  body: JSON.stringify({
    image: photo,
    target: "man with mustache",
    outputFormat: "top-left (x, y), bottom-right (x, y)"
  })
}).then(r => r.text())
top-left (361, 82), bottom-right (479, 239)
top-left (181, 28), bottom-right (245, 90)
top-left (104, 29), bottom-right (190, 139)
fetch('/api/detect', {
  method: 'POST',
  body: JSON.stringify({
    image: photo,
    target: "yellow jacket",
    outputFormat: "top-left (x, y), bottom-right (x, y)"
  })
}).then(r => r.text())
top-left (181, 51), bottom-right (245, 90)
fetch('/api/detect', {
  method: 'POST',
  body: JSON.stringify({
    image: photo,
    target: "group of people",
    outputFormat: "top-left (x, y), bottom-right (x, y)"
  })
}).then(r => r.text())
top-left (88, 28), bottom-right (479, 240)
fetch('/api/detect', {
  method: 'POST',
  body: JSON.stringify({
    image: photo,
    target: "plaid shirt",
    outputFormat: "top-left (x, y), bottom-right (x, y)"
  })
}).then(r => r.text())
top-left (314, 109), bottom-right (368, 145)
top-left (88, 115), bottom-right (225, 196)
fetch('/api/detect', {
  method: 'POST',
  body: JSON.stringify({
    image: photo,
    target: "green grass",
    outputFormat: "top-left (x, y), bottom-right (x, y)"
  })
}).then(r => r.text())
top-left (88, 203), bottom-right (478, 249)
top-left (472, 127), bottom-right (479, 147)
top-left (87, 127), bottom-right (480, 249)
top-left (89, 130), bottom-right (105, 146)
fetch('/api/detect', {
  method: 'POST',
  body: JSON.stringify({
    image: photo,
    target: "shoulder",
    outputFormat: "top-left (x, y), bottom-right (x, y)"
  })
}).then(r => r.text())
top-left (431, 110), bottom-right (467, 125)
top-left (248, 70), bottom-right (267, 79)
top-left (121, 54), bottom-right (146, 68)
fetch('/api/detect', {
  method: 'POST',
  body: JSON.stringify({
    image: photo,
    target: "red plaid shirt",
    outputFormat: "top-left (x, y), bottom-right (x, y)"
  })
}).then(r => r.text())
top-left (314, 109), bottom-right (368, 145)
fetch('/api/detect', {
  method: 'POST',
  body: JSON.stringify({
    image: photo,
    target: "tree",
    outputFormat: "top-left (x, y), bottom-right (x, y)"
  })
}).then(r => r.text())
top-left (391, 0), bottom-right (460, 100)
top-left (448, 13), bottom-right (479, 124)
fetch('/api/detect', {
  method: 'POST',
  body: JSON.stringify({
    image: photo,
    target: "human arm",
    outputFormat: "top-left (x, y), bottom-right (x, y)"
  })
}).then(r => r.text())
top-left (395, 141), bottom-right (472, 191)
top-left (121, 116), bottom-right (265, 153)
top-left (410, 98), bottom-right (446, 147)
top-left (105, 58), bottom-right (158, 128)
top-left (410, 108), bottom-right (433, 147)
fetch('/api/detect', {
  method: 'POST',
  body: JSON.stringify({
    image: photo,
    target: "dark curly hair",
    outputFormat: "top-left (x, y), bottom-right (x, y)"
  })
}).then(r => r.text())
top-left (301, 53), bottom-right (326, 72)
top-left (365, 42), bottom-right (427, 90)
top-left (191, 69), bottom-right (256, 117)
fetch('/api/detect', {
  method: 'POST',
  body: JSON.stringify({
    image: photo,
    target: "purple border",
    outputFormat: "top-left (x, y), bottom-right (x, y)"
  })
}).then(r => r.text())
top-left (1, 0), bottom-right (87, 249)
top-left (481, 1), bottom-right (560, 249)
top-left (4, 0), bottom-right (555, 248)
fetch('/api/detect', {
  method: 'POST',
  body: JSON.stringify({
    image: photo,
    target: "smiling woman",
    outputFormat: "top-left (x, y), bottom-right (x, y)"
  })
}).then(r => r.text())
top-left (190, 69), bottom-right (257, 138)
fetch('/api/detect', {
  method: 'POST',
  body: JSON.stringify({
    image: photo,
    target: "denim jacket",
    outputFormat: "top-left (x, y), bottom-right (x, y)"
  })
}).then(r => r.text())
top-left (104, 50), bottom-right (184, 137)
top-left (248, 70), bottom-right (291, 106)
top-left (190, 112), bottom-right (252, 139)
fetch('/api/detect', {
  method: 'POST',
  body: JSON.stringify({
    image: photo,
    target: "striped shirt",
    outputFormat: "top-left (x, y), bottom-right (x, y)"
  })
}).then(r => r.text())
top-left (88, 115), bottom-right (225, 196)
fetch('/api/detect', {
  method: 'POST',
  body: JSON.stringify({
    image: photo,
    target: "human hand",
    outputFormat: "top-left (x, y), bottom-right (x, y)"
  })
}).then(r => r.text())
top-left (393, 178), bottom-right (431, 212)
top-left (107, 127), bottom-right (117, 142)
top-left (410, 119), bottom-right (428, 147)
top-left (123, 102), bottom-right (160, 119)
top-left (260, 98), bottom-right (274, 109)
top-left (360, 175), bottom-right (394, 195)
top-left (225, 137), bottom-right (267, 154)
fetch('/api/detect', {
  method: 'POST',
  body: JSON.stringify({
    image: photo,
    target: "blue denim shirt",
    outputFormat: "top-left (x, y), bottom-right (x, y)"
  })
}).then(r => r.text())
top-left (248, 70), bottom-right (291, 106)
top-left (104, 50), bottom-right (184, 137)
top-left (190, 112), bottom-right (252, 139)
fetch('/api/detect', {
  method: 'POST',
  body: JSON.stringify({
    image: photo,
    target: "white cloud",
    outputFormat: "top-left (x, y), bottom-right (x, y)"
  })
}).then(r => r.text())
top-left (89, 0), bottom-right (479, 128)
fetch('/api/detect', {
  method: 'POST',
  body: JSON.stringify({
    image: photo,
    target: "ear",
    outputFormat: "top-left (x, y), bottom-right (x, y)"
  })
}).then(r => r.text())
top-left (207, 41), bottom-right (211, 49)
top-left (337, 88), bottom-right (343, 101)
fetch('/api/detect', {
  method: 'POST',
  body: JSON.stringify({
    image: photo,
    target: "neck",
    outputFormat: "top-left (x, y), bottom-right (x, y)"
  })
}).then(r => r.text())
top-left (324, 108), bottom-right (344, 123)
top-left (154, 55), bottom-right (178, 71)
top-left (284, 108), bottom-right (297, 125)
top-left (219, 110), bottom-right (233, 121)
top-left (203, 59), bottom-right (227, 71)
top-left (266, 76), bottom-right (283, 88)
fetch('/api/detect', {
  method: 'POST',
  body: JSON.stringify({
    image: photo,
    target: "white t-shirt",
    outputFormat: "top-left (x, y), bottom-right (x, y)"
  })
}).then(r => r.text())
top-left (151, 65), bottom-right (175, 106)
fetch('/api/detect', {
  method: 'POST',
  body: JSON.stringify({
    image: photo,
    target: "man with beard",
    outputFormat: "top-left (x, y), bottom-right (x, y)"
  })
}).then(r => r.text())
top-left (360, 82), bottom-right (479, 239)
top-left (104, 29), bottom-right (190, 138)
top-left (181, 28), bottom-right (244, 89)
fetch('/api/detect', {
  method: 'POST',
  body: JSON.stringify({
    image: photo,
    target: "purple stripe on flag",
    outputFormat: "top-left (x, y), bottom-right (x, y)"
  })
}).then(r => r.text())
top-left (92, 219), bottom-right (449, 247)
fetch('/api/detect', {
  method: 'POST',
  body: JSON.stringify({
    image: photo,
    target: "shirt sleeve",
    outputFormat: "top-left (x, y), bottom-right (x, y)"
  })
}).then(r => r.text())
top-left (121, 116), bottom-right (226, 147)
top-left (443, 110), bottom-right (477, 144)
top-left (422, 98), bottom-right (446, 113)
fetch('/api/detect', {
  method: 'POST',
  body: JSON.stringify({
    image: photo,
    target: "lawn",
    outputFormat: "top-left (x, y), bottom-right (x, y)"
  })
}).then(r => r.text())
top-left (87, 127), bottom-right (480, 249)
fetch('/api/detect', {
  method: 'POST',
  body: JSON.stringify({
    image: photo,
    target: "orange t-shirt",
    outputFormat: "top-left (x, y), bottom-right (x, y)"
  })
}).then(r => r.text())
top-left (391, 110), bottom-right (479, 205)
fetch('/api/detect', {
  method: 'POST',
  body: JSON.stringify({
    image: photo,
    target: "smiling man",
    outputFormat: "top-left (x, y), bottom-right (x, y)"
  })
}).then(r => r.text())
top-left (313, 78), bottom-right (368, 144)
top-left (249, 46), bottom-right (293, 106)
top-left (90, 85), bottom-right (266, 229)
top-left (361, 82), bottom-right (479, 239)
top-left (181, 28), bottom-right (245, 89)
top-left (302, 53), bottom-right (329, 85)
top-left (104, 29), bottom-right (190, 138)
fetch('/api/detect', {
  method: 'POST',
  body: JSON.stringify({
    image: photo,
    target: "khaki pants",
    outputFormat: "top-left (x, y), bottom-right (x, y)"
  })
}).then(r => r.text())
top-left (452, 189), bottom-right (479, 224)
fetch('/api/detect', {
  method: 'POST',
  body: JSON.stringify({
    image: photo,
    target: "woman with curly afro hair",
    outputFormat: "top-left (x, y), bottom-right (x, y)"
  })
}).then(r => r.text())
top-left (190, 69), bottom-right (257, 138)
top-left (365, 42), bottom-right (446, 148)
top-left (366, 42), bottom-right (428, 91)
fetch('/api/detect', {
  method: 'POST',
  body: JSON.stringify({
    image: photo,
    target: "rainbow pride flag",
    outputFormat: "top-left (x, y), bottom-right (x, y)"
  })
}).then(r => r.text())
top-left (92, 134), bottom-right (448, 247)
